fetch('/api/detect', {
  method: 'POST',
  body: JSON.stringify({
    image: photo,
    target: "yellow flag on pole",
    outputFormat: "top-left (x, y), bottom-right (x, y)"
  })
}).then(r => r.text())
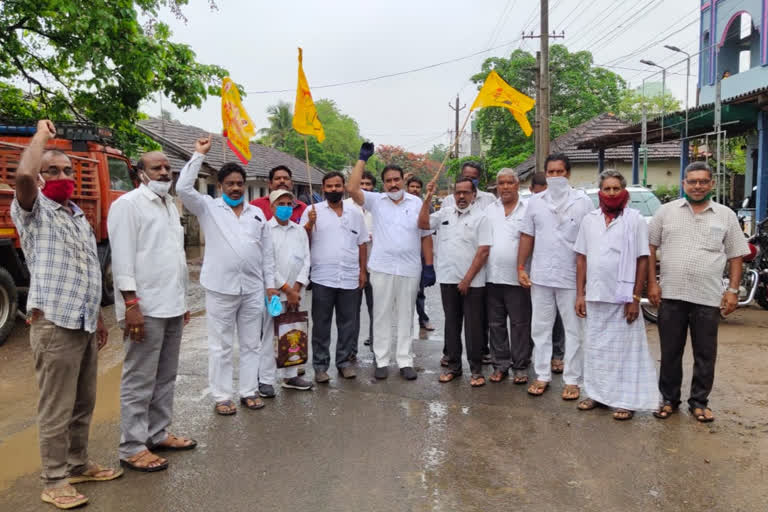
top-left (292, 48), bottom-right (325, 143)
top-left (470, 70), bottom-right (535, 137)
top-left (221, 77), bottom-right (256, 163)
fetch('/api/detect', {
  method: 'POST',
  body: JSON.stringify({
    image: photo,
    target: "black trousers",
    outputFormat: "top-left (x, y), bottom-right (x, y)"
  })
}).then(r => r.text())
top-left (552, 310), bottom-right (565, 360)
top-left (311, 283), bottom-right (361, 372)
top-left (354, 276), bottom-right (373, 355)
top-left (657, 299), bottom-right (720, 409)
top-left (416, 283), bottom-right (430, 326)
top-left (486, 283), bottom-right (532, 372)
top-left (440, 284), bottom-right (486, 375)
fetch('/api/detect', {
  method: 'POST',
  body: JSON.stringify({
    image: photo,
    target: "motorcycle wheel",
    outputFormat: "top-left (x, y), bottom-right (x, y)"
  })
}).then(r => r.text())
top-left (757, 286), bottom-right (768, 310)
top-left (641, 303), bottom-right (658, 323)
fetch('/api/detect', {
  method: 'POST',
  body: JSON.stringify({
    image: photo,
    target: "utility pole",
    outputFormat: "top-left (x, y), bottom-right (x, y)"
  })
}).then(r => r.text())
top-left (523, 0), bottom-right (564, 169)
top-left (534, 51), bottom-right (542, 175)
top-left (448, 95), bottom-right (466, 158)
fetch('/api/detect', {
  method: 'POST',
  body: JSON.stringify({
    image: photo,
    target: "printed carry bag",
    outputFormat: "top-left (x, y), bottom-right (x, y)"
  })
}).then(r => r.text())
top-left (274, 310), bottom-right (309, 368)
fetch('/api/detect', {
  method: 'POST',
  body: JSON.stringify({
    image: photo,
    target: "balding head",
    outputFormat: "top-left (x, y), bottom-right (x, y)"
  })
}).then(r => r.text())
top-left (40, 150), bottom-right (74, 182)
top-left (137, 151), bottom-right (171, 182)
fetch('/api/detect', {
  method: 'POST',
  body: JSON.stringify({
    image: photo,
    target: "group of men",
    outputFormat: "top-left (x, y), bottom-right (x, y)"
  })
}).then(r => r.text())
top-left (13, 120), bottom-right (750, 509)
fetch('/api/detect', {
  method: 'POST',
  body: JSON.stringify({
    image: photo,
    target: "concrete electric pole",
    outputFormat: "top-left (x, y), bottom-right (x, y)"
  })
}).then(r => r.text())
top-left (448, 95), bottom-right (466, 158)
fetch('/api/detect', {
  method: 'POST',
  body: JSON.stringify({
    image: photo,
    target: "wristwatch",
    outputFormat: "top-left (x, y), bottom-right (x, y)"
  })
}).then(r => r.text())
top-left (725, 287), bottom-right (739, 295)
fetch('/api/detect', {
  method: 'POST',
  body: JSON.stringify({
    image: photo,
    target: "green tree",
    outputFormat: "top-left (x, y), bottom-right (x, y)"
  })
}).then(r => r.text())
top-left (615, 89), bottom-right (681, 123)
top-left (0, 0), bottom-right (227, 154)
top-left (258, 99), bottom-right (366, 171)
top-left (471, 45), bottom-right (626, 177)
top-left (426, 143), bottom-right (449, 163)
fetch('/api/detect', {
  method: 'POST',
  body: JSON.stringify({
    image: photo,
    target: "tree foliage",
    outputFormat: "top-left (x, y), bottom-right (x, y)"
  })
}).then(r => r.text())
top-left (471, 45), bottom-right (626, 177)
top-left (374, 145), bottom-right (453, 189)
top-left (615, 89), bottom-right (681, 123)
top-left (0, 0), bottom-right (227, 154)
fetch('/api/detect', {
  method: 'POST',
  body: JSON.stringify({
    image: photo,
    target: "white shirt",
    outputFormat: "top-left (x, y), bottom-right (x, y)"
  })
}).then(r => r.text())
top-left (177, 152), bottom-right (275, 295)
top-left (300, 201), bottom-right (368, 289)
top-left (267, 218), bottom-right (310, 299)
top-left (441, 189), bottom-right (496, 211)
top-left (344, 197), bottom-right (373, 262)
top-left (429, 204), bottom-right (492, 286)
top-left (574, 209), bottom-right (650, 303)
top-left (486, 197), bottom-right (528, 286)
top-left (362, 190), bottom-right (431, 278)
top-left (520, 187), bottom-right (594, 289)
top-left (107, 184), bottom-right (188, 321)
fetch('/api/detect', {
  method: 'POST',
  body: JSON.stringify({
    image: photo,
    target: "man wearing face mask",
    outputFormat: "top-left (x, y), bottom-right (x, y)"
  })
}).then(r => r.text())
top-left (258, 189), bottom-right (313, 392)
top-left (107, 151), bottom-right (194, 472)
top-left (176, 137), bottom-right (278, 416)
top-left (301, 172), bottom-right (368, 383)
top-left (347, 142), bottom-right (435, 381)
top-left (11, 120), bottom-right (118, 509)
top-left (439, 161), bottom-right (496, 211)
top-left (517, 153), bottom-right (593, 400)
top-left (250, 165), bottom-right (307, 223)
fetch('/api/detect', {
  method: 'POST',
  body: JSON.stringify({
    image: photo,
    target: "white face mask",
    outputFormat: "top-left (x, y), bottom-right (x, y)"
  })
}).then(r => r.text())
top-left (142, 173), bottom-right (172, 197)
top-left (386, 189), bottom-right (404, 201)
top-left (546, 176), bottom-right (569, 195)
top-left (455, 204), bottom-right (470, 214)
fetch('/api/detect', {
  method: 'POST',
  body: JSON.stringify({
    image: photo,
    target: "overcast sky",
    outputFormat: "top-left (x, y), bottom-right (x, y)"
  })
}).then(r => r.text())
top-left (145, 0), bottom-right (701, 154)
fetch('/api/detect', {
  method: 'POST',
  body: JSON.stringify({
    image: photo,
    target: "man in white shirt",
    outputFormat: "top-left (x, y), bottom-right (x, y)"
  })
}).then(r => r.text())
top-left (176, 137), bottom-right (278, 415)
top-left (108, 150), bottom-right (194, 472)
top-left (420, 177), bottom-right (491, 386)
top-left (406, 176), bottom-right (435, 332)
top-left (439, 161), bottom-right (496, 211)
top-left (259, 190), bottom-right (313, 393)
top-left (344, 170), bottom-right (376, 355)
top-left (301, 172), bottom-right (368, 383)
top-left (517, 154), bottom-right (593, 400)
top-left (485, 169), bottom-right (531, 385)
top-left (347, 142), bottom-right (435, 381)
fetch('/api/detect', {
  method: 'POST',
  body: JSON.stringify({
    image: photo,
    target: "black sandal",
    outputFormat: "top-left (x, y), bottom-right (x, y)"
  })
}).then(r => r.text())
top-left (689, 405), bottom-right (715, 423)
top-left (215, 400), bottom-right (237, 415)
top-left (239, 396), bottom-right (264, 410)
top-left (653, 400), bottom-right (678, 419)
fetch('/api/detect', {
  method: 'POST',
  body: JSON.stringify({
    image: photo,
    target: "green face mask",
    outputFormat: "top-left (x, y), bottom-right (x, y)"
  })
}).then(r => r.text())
top-left (683, 191), bottom-right (713, 204)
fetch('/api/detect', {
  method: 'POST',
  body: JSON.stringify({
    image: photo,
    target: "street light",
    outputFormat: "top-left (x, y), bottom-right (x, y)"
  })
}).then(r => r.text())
top-left (640, 59), bottom-right (667, 143)
top-left (664, 45), bottom-right (691, 140)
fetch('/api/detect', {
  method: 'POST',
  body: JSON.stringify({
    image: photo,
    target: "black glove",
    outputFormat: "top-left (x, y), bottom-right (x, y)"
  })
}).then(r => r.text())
top-left (421, 264), bottom-right (436, 288)
top-left (359, 141), bottom-right (374, 162)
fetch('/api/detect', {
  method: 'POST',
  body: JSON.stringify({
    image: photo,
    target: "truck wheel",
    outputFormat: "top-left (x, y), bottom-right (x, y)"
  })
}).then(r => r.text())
top-left (101, 252), bottom-right (115, 306)
top-left (0, 267), bottom-right (18, 346)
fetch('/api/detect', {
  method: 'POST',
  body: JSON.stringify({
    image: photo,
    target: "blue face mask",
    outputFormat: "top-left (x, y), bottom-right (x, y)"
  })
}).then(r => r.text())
top-left (222, 193), bottom-right (244, 207)
top-left (471, 178), bottom-right (479, 188)
top-left (275, 205), bottom-right (293, 221)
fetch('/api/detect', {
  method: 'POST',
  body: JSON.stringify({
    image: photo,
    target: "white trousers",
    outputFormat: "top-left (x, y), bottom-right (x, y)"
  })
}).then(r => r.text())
top-left (370, 271), bottom-right (420, 368)
top-left (258, 299), bottom-right (300, 385)
top-left (531, 285), bottom-right (584, 385)
top-left (205, 289), bottom-right (266, 402)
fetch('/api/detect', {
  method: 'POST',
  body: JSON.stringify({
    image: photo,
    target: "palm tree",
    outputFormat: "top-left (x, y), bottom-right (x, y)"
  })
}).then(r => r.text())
top-left (258, 101), bottom-right (293, 148)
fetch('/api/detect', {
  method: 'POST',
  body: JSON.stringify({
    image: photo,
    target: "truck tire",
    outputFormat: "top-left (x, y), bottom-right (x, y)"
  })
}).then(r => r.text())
top-left (0, 267), bottom-right (18, 346)
top-left (100, 249), bottom-right (115, 306)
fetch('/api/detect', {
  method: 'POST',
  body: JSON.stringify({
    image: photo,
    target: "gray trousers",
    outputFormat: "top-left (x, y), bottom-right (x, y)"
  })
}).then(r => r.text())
top-left (30, 317), bottom-right (97, 488)
top-left (487, 283), bottom-right (532, 372)
top-left (119, 315), bottom-right (184, 459)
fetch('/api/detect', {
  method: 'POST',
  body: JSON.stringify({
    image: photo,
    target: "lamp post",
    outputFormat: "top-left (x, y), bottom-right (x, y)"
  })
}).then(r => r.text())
top-left (664, 45), bottom-right (691, 140)
top-left (640, 59), bottom-right (667, 143)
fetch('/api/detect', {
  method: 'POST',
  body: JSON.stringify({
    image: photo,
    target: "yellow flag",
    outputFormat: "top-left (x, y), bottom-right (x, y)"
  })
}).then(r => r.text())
top-left (292, 48), bottom-right (325, 143)
top-left (221, 77), bottom-right (256, 163)
top-left (470, 70), bottom-right (535, 137)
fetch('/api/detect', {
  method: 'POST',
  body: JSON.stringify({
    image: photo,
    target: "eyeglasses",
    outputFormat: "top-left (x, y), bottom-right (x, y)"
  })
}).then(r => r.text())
top-left (685, 179), bottom-right (712, 186)
top-left (41, 167), bottom-right (74, 177)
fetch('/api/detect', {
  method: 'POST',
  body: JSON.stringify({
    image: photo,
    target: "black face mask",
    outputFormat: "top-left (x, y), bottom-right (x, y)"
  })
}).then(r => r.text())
top-left (325, 191), bottom-right (343, 203)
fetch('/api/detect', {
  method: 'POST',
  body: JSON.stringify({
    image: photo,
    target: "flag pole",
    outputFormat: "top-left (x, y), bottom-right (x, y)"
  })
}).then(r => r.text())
top-left (303, 135), bottom-right (314, 205)
top-left (430, 109), bottom-right (473, 186)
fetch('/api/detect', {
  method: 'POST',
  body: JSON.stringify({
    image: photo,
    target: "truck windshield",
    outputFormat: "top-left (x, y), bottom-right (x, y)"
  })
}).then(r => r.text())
top-left (108, 157), bottom-right (133, 192)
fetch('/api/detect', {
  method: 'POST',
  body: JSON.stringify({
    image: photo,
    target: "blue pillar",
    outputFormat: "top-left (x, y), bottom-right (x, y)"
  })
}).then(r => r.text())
top-left (757, 112), bottom-right (768, 222)
top-left (631, 142), bottom-right (639, 185)
top-left (679, 138), bottom-right (690, 198)
top-left (598, 148), bottom-right (605, 175)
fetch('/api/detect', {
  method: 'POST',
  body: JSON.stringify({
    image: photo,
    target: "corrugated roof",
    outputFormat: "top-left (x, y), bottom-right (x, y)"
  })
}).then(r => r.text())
top-left (514, 113), bottom-right (680, 179)
top-left (138, 118), bottom-right (326, 184)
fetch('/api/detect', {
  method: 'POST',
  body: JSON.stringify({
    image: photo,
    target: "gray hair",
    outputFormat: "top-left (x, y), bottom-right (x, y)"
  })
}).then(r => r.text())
top-left (598, 169), bottom-right (627, 188)
top-left (684, 161), bottom-right (713, 178)
top-left (496, 168), bottom-right (519, 183)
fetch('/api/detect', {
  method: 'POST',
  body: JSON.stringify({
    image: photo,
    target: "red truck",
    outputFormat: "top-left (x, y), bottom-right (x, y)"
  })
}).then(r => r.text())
top-left (0, 122), bottom-right (136, 345)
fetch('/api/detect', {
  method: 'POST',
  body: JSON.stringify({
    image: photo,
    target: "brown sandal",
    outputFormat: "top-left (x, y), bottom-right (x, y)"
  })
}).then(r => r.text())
top-left (119, 449), bottom-right (168, 473)
top-left (653, 401), bottom-right (677, 419)
top-left (512, 371), bottom-right (528, 385)
top-left (41, 485), bottom-right (88, 509)
top-left (470, 375), bottom-right (486, 387)
top-left (689, 406), bottom-right (714, 423)
top-left (561, 384), bottom-right (580, 401)
top-left (578, 398), bottom-right (600, 411)
top-left (215, 400), bottom-right (238, 415)
top-left (527, 380), bottom-right (548, 396)
top-left (149, 433), bottom-right (197, 451)
top-left (551, 359), bottom-right (564, 374)
top-left (438, 372), bottom-right (460, 383)
top-left (489, 370), bottom-right (507, 383)
top-left (68, 461), bottom-right (123, 483)
top-left (613, 409), bottom-right (634, 421)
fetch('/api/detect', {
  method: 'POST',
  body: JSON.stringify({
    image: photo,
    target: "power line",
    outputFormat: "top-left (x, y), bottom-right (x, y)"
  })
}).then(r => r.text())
top-left (602, 16), bottom-right (699, 66)
top-left (553, 0), bottom-right (582, 32)
top-left (580, 0), bottom-right (667, 54)
top-left (245, 37), bottom-right (522, 94)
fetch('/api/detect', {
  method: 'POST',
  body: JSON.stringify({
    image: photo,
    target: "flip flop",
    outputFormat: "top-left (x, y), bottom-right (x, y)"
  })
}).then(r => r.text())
top-left (470, 375), bottom-right (486, 387)
top-left (653, 401), bottom-right (678, 420)
top-left (68, 462), bottom-right (123, 483)
top-left (613, 409), bottom-right (634, 421)
top-left (689, 406), bottom-right (715, 423)
top-left (239, 396), bottom-right (264, 410)
top-left (215, 400), bottom-right (238, 415)
top-left (438, 372), bottom-right (461, 383)
top-left (527, 380), bottom-right (549, 396)
top-left (148, 433), bottom-right (198, 452)
top-left (119, 450), bottom-right (168, 473)
top-left (41, 485), bottom-right (88, 510)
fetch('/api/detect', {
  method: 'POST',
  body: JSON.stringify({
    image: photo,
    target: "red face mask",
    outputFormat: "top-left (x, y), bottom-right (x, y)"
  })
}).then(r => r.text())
top-left (598, 188), bottom-right (629, 220)
top-left (41, 179), bottom-right (75, 203)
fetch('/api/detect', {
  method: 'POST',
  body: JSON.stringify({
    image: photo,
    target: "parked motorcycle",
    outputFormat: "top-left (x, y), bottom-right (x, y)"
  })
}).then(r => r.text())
top-left (641, 220), bottom-right (765, 322)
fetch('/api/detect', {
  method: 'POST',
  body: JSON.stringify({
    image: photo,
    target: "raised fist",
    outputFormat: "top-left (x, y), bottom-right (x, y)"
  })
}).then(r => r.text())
top-left (359, 141), bottom-right (374, 162)
top-left (196, 136), bottom-right (212, 155)
top-left (36, 120), bottom-right (56, 140)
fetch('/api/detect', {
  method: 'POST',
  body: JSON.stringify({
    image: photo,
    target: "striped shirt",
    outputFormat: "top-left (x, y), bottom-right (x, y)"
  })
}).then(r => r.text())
top-left (648, 198), bottom-right (750, 308)
top-left (11, 194), bottom-right (101, 332)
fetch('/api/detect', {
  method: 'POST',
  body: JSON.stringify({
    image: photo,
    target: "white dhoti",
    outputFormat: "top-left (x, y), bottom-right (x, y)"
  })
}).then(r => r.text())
top-left (583, 301), bottom-right (660, 411)
top-left (370, 271), bottom-right (420, 368)
top-left (205, 289), bottom-right (265, 402)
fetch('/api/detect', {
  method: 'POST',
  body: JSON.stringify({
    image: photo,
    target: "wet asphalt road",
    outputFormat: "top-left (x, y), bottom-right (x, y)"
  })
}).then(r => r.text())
top-left (1, 267), bottom-right (768, 511)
